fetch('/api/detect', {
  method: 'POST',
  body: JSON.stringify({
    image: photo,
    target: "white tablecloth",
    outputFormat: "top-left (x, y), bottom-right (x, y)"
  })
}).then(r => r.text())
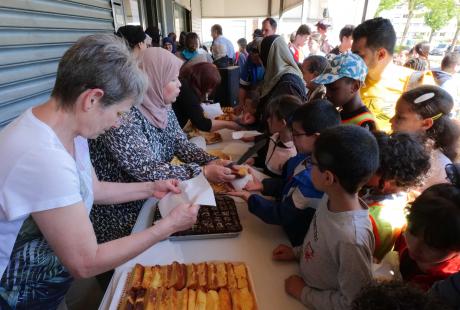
top-left (98, 129), bottom-right (305, 310)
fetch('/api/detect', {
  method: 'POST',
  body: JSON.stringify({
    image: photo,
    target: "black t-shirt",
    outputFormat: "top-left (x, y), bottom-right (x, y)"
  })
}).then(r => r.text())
top-left (172, 78), bottom-right (213, 132)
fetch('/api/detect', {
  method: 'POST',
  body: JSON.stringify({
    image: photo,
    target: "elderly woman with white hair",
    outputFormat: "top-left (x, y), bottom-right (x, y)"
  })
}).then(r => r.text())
top-left (0, 34), bottom-right (198, 309)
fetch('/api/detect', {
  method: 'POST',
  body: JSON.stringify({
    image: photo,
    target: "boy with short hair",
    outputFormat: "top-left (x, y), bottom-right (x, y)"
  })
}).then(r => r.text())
top-left (313, 52), bottom-right (377, 131)
top-left (229, 100), bottom-right (340, 246)
top-left (273, 125), bottom-right (380, 310)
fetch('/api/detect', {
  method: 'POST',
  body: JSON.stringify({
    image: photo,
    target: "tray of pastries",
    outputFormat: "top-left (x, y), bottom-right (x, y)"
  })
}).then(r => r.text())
top-left (214, 107), bottom-right (235, 121)
top-left (152, 196), bottom-right (242, 240)
top-left (118, 261), bottom-right (258, 310)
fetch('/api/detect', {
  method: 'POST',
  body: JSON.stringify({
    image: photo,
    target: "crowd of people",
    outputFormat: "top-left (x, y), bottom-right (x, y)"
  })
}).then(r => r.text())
top-left (0, 14), bottom-right (459, 310)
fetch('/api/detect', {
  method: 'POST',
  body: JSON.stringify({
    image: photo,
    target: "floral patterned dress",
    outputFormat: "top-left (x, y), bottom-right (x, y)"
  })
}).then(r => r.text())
top-left (89, 107), bottom-right (216, 243)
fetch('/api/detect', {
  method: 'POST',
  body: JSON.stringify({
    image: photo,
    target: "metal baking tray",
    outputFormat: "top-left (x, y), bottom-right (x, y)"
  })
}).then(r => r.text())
top-left (152, 195), bottom-right (242, 241)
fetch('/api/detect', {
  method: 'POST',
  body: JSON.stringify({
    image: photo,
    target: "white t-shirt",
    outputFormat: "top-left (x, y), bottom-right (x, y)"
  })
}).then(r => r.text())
top-left (265, 133), bottom-right (297, 176)
top-left (0, 108), bottom-right (93, 278)
top-left (418, 149), bottom-right (451, 192)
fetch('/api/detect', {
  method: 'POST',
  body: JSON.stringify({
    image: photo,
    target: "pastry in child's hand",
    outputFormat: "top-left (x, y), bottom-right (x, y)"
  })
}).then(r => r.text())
top-left (231, 166), bottom-right (248, 178)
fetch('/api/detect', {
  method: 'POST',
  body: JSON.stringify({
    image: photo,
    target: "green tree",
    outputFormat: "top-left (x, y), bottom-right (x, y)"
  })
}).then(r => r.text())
top-left (375, 0), bottom-right (425, 46)
top-left (424, 0), bottom-right (455, 43)
top-left (400, 0), bottom-right (425, 46)
top-left (450, 1), bottom-right (460, 51)
top-left (375, 0), bottom-right (401, 16)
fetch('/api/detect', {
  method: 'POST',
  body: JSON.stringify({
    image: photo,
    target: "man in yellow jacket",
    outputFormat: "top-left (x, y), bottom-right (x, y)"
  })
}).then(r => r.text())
top-left (352, 18), bottom-right (434, 132)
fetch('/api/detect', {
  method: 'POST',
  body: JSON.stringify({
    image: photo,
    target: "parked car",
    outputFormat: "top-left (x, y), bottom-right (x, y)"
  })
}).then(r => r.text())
top-left (430, 43), bottom-right (449, 55)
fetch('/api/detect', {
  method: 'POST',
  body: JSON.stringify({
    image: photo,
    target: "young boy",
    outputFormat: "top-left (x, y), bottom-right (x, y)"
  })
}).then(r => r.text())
top-left (272, 125), bottom-right (380, 309)
top-left (395, 183), bottom-right (460, 291)
top-left (313, 52), bottom-right (377, 131)
top-left (363, 131), bottom-right (430, 261)
top-left (229, 100), bottom-right (341, 246)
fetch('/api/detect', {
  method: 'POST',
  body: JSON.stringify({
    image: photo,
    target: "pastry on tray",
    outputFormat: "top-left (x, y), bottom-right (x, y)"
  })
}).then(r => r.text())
top-left (152, 196), bottom-right (242, 240)
top-left (202, 131), bottom-right (223, 145)
top-left (210, 182), bottom-right (233, 194)
top-left (215, 107), bottom-right (235, 121)
top-left (207, 150), bottom-right (231, 161)
top-left (119, 262), bottom-right (256, 310)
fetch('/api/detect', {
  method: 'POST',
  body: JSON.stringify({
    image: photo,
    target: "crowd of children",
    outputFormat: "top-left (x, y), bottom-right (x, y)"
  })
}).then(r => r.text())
top-left (227, 45), bottom-right (460, 310)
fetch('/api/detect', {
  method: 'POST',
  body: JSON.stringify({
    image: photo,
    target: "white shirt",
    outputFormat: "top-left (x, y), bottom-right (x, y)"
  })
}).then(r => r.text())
top-left (265, 133), bottom-right (297, 176)
top-left (418, 149), bottom-right (452, 192)
top-left (0, 108), bottom-right (93, 277)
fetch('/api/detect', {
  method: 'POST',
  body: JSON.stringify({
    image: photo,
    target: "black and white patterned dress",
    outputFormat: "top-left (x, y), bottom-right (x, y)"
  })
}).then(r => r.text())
top-left (89, 107), bottom-right (216, 243)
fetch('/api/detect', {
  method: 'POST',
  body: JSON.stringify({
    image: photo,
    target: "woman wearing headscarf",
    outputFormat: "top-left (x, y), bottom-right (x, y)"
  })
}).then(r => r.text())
top-left (89, 48), bottom-right (235, 243)
top-left (257, 35), bottom-right (307, 126)
top-left (162, 37), bottom-right (174, 53)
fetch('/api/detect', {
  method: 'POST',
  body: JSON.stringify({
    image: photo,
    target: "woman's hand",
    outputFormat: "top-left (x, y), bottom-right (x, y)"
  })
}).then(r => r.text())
top-left (162, 204), bottom-right (199, 235)
top-left (243, 168), bottom-right (263, 192)
top-left (285, 275), bottom-right (306, 300)
top-left (272, 244), bottom-right (296, 261)
top-left (204, 164), bottom-right (236, 183)
top-left (227, 190), bottom-right (251, 202)
top-left (150, 180), bottom-right (181, 199)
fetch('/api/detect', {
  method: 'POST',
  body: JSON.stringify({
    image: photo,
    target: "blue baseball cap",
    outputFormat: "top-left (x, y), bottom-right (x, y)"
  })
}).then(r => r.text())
top-left (312, 52), bottom-right (368, 85)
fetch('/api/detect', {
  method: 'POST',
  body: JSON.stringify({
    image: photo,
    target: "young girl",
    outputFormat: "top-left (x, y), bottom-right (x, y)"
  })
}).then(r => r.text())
top-left (250, 95), bottom-right (301, 175)
top-left (300, 55), bottom-right (329, 102)
top-left (391, 85), bottom-right (460, 191)
top-left (395, 182), bottom-right (460, 291)
top-left (262, 95), bottom-right (301, 176)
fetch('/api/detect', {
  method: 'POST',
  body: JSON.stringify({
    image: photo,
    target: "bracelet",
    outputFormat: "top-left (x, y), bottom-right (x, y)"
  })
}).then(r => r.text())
top-left (202, 165), bottom-right (207, 178)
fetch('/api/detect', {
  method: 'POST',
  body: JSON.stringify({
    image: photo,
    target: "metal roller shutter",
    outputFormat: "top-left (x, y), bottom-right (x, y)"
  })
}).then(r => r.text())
top-left (0, 0), bottom-right (114, 128)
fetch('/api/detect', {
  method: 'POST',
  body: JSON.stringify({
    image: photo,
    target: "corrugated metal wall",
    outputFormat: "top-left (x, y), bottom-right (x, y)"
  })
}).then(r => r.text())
top-left (0, 0), bottom-right (114, 127)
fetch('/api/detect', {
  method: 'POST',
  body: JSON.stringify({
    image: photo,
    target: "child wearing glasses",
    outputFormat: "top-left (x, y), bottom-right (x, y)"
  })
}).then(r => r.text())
top-left (362, 131), bottom-right (430, 261)
top-left (272, 125), bottom-right (379, 309)
top-left (229, 100), bottom-right (340, 246)
top-left (313, 52), bottom-right (377, 131)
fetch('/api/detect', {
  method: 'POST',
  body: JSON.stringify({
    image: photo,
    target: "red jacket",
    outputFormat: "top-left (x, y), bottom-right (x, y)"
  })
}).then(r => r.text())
top-left (396, 236), bottom-right (460, 291)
